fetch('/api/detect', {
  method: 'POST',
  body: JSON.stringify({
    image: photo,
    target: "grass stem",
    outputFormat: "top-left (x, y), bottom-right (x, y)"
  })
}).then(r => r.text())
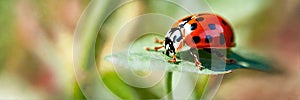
top-left (166, 72), bottom-right (173, 100)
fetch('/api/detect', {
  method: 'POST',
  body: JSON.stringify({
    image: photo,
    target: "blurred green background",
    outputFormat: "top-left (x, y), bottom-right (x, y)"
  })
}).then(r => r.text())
top-left (0, 0), bottom-right (299, 99)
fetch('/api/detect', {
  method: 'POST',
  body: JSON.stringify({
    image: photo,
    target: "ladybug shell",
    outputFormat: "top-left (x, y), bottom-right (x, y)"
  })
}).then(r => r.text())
top-left (173, 14), bottom-right (235, 49)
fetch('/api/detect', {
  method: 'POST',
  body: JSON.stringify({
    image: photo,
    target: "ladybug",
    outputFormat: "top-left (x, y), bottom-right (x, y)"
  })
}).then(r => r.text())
top-left (146, 13), bottom-right (235, 70)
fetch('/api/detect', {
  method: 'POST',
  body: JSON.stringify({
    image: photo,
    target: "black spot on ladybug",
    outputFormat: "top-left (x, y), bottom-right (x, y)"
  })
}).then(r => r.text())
top-left (192, 36), bottom-right (201, 44)
top-left (196, 17), bottom-right (204, 22)
top-left (191, 23), bottom-right (197, 30)
top-left (205, 35), bottom-right (213, 43)
top-left (222, 20), bottom-right (227, 26)
top-left (180, 17), bottom-right (192, 28)
top-left (182, 16), bottom-right (192, 22)
top-left (173, 35), bottom-right (177, 42)
top-left (208, 24), bottom-right (216, 30)
top-left (179, 24), bottom-right (184, 28)
top-left (220, 33), bottom-right (226, 45)
top-left (176, 35), bottom-right (182, 42)
top-left (172, 35), bottom-right (182, 43)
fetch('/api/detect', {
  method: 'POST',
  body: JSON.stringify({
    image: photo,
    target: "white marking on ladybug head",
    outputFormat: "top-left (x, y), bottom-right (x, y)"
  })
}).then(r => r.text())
top-left (165, 44), bottom-right (169, 49)
top-left (165, 28), bottom-right (183, 52)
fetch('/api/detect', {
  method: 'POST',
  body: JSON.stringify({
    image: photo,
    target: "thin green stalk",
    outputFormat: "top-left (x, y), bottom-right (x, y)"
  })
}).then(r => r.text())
top-left (166, 72), bottom-right (173, 100)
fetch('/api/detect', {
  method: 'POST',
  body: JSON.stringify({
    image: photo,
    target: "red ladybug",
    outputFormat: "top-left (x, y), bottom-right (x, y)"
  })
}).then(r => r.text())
top-left (147, 13), bottom-right (235, 69)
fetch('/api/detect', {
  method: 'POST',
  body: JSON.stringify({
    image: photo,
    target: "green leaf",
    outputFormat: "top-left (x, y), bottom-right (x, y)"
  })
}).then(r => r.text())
top-left (73, 82), bottom-right (87, 100)
top-left (104, 34), bottom-right (272, 74)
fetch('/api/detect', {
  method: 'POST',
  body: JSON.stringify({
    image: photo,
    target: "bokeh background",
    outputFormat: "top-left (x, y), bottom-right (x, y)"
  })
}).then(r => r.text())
top-left (0, 0), bottom-right (299, 99)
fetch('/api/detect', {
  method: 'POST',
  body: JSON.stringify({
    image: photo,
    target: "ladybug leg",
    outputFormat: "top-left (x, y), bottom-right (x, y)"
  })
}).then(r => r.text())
top-left (167, 55), bottom-right (177, 63)
top-left (209, 48), bottom-right (236, 64)
top-left (189, 48), bottom-right (203, 70)
top-left (154, 37), bottom-right (165, 44)
top-left (145, 38), bottom-right (165, 51)
top-left (145, 45), bottom-right (164, 51)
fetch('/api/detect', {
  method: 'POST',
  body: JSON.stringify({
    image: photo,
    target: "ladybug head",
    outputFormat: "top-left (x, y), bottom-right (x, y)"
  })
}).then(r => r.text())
top-left (164, 37), bottom-right (175, 56)
top-left (165, 27), bottom-right (184, 56)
